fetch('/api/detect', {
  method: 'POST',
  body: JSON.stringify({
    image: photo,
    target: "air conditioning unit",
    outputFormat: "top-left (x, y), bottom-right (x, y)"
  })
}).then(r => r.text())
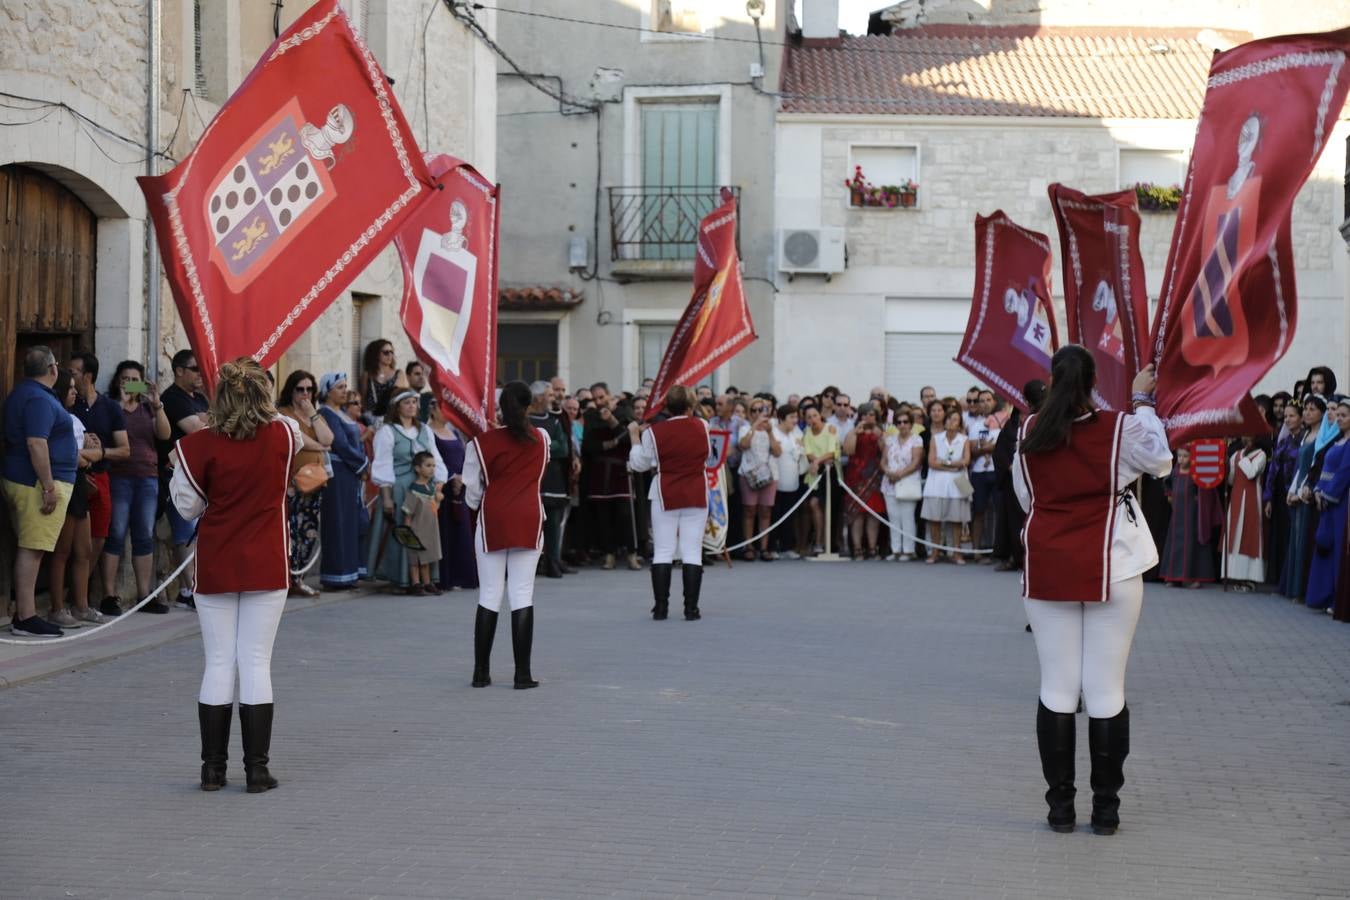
top-left (777, 227), bottom-right (845, 279)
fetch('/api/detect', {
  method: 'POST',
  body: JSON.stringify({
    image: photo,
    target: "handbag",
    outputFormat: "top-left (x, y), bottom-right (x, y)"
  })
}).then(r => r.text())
top-left (952, 470), bottom-right (974, 499)
top-left (293, 463), bottom-right (330, 494)
top-left (895, 473), bottom-right (923, 501)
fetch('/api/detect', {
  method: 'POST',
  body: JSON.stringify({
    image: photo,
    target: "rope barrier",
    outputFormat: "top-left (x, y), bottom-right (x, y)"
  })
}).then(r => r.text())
top-left (722, 475), bottom-right (821, 553)
top-left (0, 551), bottom-right (197, 645)
top-left (831, 463), bottom-right (994, 556)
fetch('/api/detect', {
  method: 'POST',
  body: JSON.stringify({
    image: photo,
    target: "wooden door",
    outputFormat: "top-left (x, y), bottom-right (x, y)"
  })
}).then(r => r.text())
top-left (0, 165), bottom-right (98, 396)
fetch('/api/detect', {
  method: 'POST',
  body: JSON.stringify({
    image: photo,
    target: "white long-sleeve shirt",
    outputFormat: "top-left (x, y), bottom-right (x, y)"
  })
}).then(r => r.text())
top-left (170, 417), bottom-right (303, 520)
top-left (371, 423), bottom-right (447, 486)
top-left (461, 427), bottom-right (552, 511)
top-left (1013, 406), bottom-right (1173, 583)
top-left (627, 416), bottom-right (711, 506)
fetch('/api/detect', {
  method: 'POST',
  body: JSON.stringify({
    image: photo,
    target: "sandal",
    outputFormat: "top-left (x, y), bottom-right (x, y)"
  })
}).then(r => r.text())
top-left (953, 555), bottom-right (967, 566)
top-left (925, 555), bottom-right (939, 565)
top-left (742, 548), bottom-right (757, 561)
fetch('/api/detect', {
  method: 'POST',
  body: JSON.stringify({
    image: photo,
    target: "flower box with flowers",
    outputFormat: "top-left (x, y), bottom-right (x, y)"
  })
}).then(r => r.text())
top-left (1133, 182), bottom-right (1182, 212)
top-left (845, 166), bottom-right (918, 209)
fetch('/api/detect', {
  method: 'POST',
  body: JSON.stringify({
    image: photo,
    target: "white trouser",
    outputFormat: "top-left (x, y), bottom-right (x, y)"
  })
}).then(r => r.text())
top-left (476, 546), bottom-right (541, 612)
top-left (884, 496), bottom-right (918, 555)
top-left (651, 502), bottom-right (707, 566)
top-left (196, 590), bottom-right (289, 705)
top-left (1024, 576), bottom-right (1144, 718)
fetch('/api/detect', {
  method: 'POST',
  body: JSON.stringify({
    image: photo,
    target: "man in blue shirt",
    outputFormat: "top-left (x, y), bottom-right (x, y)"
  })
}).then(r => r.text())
top-left (2, 346), bottom-right (79, 637)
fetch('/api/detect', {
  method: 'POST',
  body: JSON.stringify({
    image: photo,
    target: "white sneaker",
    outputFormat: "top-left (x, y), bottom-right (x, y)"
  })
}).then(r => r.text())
top-left (47, 609), bottom-right (81, 628)
top-left (782, 550), bottom-right (801, 560)
top-left (74, 607), bottom-right (111, 625)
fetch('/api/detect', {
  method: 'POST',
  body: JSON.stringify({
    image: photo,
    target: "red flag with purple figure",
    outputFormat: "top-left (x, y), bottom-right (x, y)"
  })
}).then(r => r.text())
top-left (645, 191), bottom-right (756, 420)
top-left (1048, 184), bottom-right (1151, 412)
top-left (955, 211), bottom-right (1060, 413)
top-left (137, 0), bottom-right (432, 390)
top-left (1151, 28), bottom-right (1350, 444)
top-left (395, 154), bottom-right (500, 437)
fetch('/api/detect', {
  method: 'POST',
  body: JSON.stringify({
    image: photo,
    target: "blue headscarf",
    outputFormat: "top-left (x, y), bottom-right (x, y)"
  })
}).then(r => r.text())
top-left (1315, 394), bottom-right (1342, 454)
top-left (318, 371), bottom-right (347, 401)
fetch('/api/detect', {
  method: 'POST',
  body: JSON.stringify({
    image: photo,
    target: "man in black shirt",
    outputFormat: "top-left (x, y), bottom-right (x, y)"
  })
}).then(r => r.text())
top-left (68, 352), bottom-right (130, 618)
top-left (160, 349), bottom-right (210, 610)
top-left (529, 381), bottom-right (573, 578)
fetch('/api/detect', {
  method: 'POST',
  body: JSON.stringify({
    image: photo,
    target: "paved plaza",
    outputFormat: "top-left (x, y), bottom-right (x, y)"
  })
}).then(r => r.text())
top-left (2, 560), bottom-right (1348, 900)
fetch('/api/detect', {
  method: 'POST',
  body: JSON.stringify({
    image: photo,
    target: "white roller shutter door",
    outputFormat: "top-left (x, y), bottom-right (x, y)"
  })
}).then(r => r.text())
top-left (883, 332), bottom-right (972, 403)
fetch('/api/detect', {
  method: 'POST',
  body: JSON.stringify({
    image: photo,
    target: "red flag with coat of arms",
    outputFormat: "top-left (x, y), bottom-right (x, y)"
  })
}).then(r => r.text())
top-left (137, 0), bottom-right (433, 389)
top-left (645, 191), bottom-right (756, 420)
top-left (1048, 184), bottom-right (1151, 412)
top-left (1151, 28), bottom-right (1350, 444)
top-left (395, 154), bottom-right (500, 437)
top-left (955, 211), bottom-right (1060, 413)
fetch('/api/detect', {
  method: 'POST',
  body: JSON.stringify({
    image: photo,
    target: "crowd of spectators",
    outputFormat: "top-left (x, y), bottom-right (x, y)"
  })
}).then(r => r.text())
top-left (5, 338), bottom-right (1347, 636)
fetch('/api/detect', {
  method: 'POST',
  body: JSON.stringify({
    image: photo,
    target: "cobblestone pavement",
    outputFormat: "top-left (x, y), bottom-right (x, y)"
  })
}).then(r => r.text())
top-left (2, 560), bottom-right (1348, 900)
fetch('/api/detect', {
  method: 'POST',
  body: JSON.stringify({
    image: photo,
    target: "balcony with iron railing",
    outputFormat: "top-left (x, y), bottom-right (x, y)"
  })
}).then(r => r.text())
top-left (608, 185), bottom-right (740, 278)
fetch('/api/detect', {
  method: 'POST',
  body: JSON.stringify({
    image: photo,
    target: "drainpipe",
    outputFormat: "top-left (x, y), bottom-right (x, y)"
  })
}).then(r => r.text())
top-left (145, 0), bottom-right (162, 381)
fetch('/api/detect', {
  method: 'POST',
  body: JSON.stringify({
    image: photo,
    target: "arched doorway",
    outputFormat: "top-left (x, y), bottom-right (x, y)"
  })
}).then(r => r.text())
top-left (0, 164), bottom-right (98, 394)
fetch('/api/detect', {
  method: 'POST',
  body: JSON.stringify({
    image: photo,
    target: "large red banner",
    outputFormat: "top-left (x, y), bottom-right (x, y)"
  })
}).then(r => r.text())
top-left (955, 211), bottom-right (1060, 413)
top-left (645, 191), bottom-right (756, 420)
top-left (138, 0), bottom-right (432, 389)
top-left (1151, 28), bottom-right (1350, 444)
top-left (1048, 185), bottom-right (1151, 412)
top-left (395, 154), bottom-right (499, 437)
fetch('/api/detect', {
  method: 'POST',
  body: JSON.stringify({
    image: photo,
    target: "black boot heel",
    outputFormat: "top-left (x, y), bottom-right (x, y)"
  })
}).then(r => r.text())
top-left (1089, 705), bottom-right (1129, 836)
top-left (198, 702), bottom-right (232, 791)
top-left (239, 703), bottom-right (279, 793)
top-left (682, 564), bottom-right (703, 620)
top-left (1036, 700), bottom-right (1077, 833)
top-left (511, 606), bottom-right (539, 689)
top-left (650, 563), bottom-right (672, 620)
top-left (472, 605), bottom-right (498, 687)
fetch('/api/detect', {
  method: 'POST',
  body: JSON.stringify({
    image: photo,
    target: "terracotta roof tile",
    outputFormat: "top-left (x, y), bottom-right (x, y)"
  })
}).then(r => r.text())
top-left (498, 286), bottom-right (584, 311)
top-left (781, 26), bottom-right (1252, 119)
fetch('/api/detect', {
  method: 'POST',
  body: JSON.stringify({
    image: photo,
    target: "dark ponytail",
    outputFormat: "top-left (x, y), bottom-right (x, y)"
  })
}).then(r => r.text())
top-left (499, 380), bottom-right (537, 443)
top-left (1020, 345), bottom-right (1095, 455)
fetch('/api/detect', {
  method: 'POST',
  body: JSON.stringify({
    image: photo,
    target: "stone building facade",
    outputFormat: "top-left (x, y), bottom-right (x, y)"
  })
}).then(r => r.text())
top-left (1, 0), bottom-right (496, 391)
top-left (772, 5), bottom-right (1349, 402)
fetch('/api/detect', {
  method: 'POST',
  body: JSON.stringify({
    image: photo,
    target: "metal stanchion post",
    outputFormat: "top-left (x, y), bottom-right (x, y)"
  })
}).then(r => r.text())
top-left (807, 464), bottom-right (846, 563)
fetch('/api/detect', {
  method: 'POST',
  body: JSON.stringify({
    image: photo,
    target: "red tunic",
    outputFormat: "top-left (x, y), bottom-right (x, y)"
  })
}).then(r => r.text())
top-left (649, 417), bottom-right (710, 511)
top-left (177, 419), bottom-right (295, 594)
top-left (1019, 411), bottom-right (1124, 602)
top-left (474, 427), bottom-right (547, 552)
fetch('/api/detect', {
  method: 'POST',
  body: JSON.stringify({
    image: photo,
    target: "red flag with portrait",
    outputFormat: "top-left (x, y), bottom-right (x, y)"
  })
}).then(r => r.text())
top-left (645, 192), bottom-right (756, 420)
top-left (1048, 184), bottom-right (1151, 412)
top-left (137, 0), bottom-right (433, 390)
top-left (955, 211), bottom-right (1060, 413)
top-left (395, 154), bottom-right (499, 437)
top-left (1151, 28), bottom-right (1350, 444)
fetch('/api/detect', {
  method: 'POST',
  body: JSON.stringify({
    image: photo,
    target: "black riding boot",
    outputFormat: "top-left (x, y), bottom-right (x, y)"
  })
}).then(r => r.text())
top-left (511, 606), bottom-right (540, 689)
top-left (472, 605), bottom-right (498, 687)
top-left (650, 563), bottom-right (672, 619)
top-left (682, 564), bottom-right (703, 620)
top-left (238, 703), bottom-right (279, 793)
top-left (198, 703), bottom-right (232, 791)
top-left (1036, 700), bottom-right (1077, 833)
top-left (1088, 705), bottom-right (1130, 835)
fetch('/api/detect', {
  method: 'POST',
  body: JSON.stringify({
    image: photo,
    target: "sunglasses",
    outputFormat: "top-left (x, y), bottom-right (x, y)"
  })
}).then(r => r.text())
top-left (294, 386), bottom-right (313, 394)
top-left (381, 348), bottom-right (395, 356)
top-left (897, 419), bottom-right (912, 425)
top-left (184, 365), bottom-right (200, 373)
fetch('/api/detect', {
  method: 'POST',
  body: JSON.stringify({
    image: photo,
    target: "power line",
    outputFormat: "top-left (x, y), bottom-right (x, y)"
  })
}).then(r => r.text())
top-left (0, 89), bottom-right (185, 165)
top-left (456, 2), bottom-right (1211, 60)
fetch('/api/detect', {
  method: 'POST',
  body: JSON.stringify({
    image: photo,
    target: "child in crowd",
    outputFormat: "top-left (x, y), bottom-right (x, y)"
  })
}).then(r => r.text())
top-left (401, 451), bottom-right (444, 595)
top-left (1160, 446), bottom-right (1219, 588)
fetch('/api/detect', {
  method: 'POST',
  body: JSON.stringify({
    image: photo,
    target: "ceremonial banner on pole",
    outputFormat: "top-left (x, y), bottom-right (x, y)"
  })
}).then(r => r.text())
top-left (395, 154), bottom-right (499, 437)
top-left (702, 429), bottom-right (732, 554)
top-left (1151, 28), bottom-right (1350, 444)
top-left (1048, 184), bottom-right (1151, 412)
top-left (955, 211), bottom-right (1059, 412)
top-left (138, 0), bottom-right (432, 390)
top-left (645, 190), bottom-right (756, 420)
